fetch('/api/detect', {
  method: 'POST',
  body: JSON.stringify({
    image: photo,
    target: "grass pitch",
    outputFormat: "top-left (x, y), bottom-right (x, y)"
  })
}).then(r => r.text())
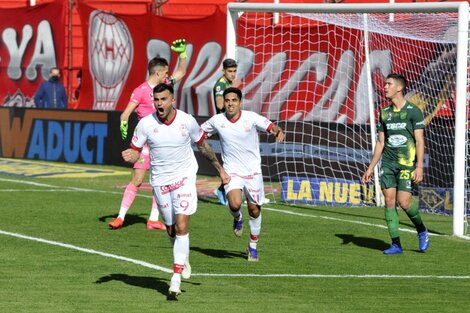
top-left (0, 159), bottom-right (469, 312)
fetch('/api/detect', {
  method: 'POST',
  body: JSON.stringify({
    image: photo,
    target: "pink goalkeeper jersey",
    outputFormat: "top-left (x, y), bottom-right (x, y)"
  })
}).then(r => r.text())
top-left (130, 82), bottom-right (155, 120)
top-left (201, 110), bottom-right (273, 176)
top-left (131, 109), bottom-right (205, 186)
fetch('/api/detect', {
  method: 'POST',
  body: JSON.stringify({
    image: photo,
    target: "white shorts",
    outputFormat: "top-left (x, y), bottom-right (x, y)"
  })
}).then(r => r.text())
top-left (225, 173), bottom-right (265, 206)
top-left (152, 175), bottom-right (197, 225)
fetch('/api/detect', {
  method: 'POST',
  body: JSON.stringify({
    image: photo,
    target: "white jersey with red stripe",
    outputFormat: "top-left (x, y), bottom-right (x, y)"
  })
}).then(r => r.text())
top-left (201, 110), bottom-right (273, 176)
top-left (131, 109), bottom-right (205, 186)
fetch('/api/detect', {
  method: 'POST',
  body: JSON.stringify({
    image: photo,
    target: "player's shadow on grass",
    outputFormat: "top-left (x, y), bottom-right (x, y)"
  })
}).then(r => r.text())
top-left (191, 246), bottom-right (246, 259)
top-left (336, 234), bottom-right (389, 251)
top-left (198, 196), bottom-right (221, 205)
top-left (95, 274), bottom-right (200, 301)
top-left (396, 221), bottom-right (444, 236)
top-left (98, 214), bottom-right (147, 228)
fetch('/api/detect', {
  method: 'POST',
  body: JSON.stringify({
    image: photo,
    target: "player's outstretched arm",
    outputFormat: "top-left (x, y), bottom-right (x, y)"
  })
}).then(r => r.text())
top-left (170, 39), bottom-right (187, 82)
top-left (198, 139), bottom-right (230, 185)
top-left (119, 101), bottom-right (138, 140)
top-left (122, 148), bottom-right (141, 164)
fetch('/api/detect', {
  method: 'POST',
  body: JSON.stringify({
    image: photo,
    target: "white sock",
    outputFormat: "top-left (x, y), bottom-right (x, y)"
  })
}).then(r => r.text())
top-left (249, 213), bottom-right (262, 249)
top-left (148, 196), bottom-right (160, 221)
top-left (171, 273), bottom-right (181, 285)
top-left (148, 207), bottom-right (160, 221)
top-left (173, 233), bottom-right (189, 269)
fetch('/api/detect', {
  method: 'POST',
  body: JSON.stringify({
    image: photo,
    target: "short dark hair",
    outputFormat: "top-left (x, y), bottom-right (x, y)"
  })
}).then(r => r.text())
top-left (386, 73), bottom-right (407, 92)
top-left (153, 83), bottom-right (174, 95)
top-left (148, 57), bottom-right (169, 75)
top-left (223, 87), bottom-right (242, 100)
top-left (49, 67), bottom-right (60, 74)
top-left (223, 58), bottom-right (237, 69)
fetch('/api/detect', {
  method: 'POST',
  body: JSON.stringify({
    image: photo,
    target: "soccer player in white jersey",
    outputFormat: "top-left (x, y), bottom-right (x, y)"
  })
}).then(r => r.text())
top-left (109, 39), bottom-right (187, 231)
top-left (122, 83), bottom-right (228, 298)
top-left (201, 87), bottom-right (285, 261)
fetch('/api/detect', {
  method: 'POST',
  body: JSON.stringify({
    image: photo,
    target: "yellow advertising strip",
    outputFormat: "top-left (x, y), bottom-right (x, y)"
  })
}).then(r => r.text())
top-left (0, 158), bottom-right (129, 178)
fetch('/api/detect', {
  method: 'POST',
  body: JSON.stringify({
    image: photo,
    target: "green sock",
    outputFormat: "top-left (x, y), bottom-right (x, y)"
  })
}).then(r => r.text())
top-left (403, 206), bottom-right (425, 233)
top-left (384, 208), bottom-right (400, 239)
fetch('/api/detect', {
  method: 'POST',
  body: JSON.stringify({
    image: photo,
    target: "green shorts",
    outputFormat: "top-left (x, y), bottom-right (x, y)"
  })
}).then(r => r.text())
top-left (379, 164), bottom-right (415, 193)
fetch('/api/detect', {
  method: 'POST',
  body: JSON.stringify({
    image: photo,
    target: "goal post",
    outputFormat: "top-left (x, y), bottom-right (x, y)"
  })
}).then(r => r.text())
top-left (227, 2), bottom-right (469, 238)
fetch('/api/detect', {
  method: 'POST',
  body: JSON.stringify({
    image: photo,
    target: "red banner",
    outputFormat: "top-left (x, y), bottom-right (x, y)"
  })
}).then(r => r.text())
top-left (77, 2), bottom-right (227, 115)
top-left (0, 2), bottom-right (455, 124)
top-left (0, 0), bottom-right (66, 108)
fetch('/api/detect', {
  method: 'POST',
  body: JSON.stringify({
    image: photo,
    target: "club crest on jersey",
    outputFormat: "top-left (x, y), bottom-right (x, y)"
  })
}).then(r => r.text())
top-left (180, 124), bottom-right (188, 137)
top-left (243, 120), bottom-right (250, 132)
top-left (400, 111), bottom-right (407, 120)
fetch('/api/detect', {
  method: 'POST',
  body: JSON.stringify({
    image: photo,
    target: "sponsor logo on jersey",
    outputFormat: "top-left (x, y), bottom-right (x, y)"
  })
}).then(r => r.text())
top-left (388, 134), bottom-right (407, 146)
top-left (177, 193), bottom-right (192, 199)
top-left (386, 122), bottom-right (407, 130)
top-left (160, 176), bottom-right (188, 194)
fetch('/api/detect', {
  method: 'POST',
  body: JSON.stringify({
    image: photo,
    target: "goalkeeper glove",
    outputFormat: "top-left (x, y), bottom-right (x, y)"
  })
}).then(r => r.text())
top-left (120, 120), bottom-right (128, 140)
top-left (171, 39), bottom-right (187, 59)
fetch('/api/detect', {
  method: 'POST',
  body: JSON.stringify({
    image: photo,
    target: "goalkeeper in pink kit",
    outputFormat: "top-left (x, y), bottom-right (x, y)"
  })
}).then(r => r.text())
top-left (108, 39), bottom-right (187, 230)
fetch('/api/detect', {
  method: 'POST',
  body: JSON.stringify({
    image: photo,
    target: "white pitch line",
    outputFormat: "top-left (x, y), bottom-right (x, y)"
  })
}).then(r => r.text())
top-left (190, 273), bottom-right (470, 279)
top-left (1, 229), bottom-right (469, 280)
top-left (0, 177), bottom-right (60, 188)
top-left (0, 189), bottom-right (85, 192)
top-left (0, 177), bottom-right (153, 198)
top-left (0, 229), bottom-right (172, 274)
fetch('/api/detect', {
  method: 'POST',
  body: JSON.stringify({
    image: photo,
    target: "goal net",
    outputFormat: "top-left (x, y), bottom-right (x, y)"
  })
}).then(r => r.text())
top-left (227, 2), bottom-right (469, 237)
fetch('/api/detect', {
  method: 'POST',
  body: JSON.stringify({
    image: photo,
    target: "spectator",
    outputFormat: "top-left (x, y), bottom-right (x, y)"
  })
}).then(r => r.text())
top-left (34, 67), bottom-right (68, 109)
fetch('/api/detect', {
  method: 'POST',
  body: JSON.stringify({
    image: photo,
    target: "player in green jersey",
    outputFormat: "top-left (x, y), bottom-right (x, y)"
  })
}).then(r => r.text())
top-left (213, 58), bottom-right (240, 114)
top-left (362, 73), bottom-right (429, 255)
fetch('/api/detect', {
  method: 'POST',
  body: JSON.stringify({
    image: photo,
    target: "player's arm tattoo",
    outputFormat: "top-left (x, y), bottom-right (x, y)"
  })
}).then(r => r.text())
top-left (198, 140), bottom-right (223, 172)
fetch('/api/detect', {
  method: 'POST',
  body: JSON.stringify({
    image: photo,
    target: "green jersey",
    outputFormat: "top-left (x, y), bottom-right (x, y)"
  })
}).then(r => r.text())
top-left (213, 76), bottom-right (232, 114)
top-left (377, 101), bottom-right (425, 167)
